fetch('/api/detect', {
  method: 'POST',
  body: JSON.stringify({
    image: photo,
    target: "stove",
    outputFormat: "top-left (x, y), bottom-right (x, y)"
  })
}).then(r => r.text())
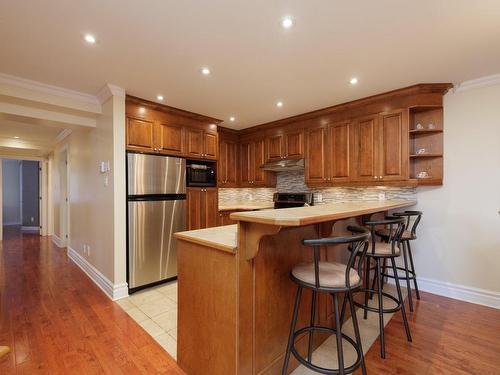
top-left (273, 192), bottom-right (314, 209)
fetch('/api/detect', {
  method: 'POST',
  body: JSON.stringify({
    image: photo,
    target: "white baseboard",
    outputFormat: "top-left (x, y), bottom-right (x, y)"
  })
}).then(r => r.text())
top-left (21, 226), bottom-right (39, 231)
top-left (51, 234), bottom-right (66, 248)
top-left (387, 276), bottom-right (500, 309)
top-left (67, 246), bottom-right (128, 301)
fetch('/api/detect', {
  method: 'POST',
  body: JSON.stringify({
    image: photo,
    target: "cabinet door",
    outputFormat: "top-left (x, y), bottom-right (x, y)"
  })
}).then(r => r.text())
top-left (218, 141), bottom-right (228, 185)
top-left (354, 115), bottom-right (379, 182)
top-left (285, 130), bottom-right (304, 159)
top-left (187, 188), bottom-right (202, 230)
top-left (266, 134), bottom-right (284, 161)
top-left (253, 139), bottom-right (267, 185)
top-left (157, 123), bottom-right (184, 155)
top-left (379, 110), bottom-right (408, 181)
top-left (305, 127), bottom-right (328, 184)
top-left (186, 128), bottom-right (204, 157)
top-left (240, 142), bottom-right (253, 186)
top-left (203, 188), bottom-right (218, 228)
top-left (225, 141), bottom-right (238, 186)
top-left (204, 132), bottom-right (218, 160)
top-left (328, 122), bottom-right (353, 182)
top-left (127, 117), bottom-right (154, 151)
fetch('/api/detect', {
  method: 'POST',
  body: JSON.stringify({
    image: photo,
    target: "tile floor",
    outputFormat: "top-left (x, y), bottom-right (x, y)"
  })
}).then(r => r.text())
top-left (115, 280), bottom-right (179, 359)
top-left (116, 281), bottom-right (405, 372)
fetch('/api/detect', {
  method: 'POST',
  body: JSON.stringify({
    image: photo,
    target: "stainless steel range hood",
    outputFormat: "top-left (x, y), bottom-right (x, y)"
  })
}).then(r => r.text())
top-left (260, 158), bottom-right (304, 172)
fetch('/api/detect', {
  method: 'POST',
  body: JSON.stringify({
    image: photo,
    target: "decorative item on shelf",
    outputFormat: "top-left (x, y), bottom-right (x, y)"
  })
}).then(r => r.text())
top-left (416, 148), bottom-right (427, 155)
top-left (427, 123), bottom-right (435, 130)
top-left (416, 171), bottom-right (431, 179)
top-left (415, 123), bottom-right (424, 130)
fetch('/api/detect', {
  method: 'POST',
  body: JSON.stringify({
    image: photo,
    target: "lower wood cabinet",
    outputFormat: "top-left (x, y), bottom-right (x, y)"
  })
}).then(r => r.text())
top-left (218, 210), bottom-right (238, 226)
top-left (187, 187), bottom-right (218, 230)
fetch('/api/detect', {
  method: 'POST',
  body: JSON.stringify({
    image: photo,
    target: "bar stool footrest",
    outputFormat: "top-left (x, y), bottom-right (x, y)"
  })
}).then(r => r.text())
top-left (290, 326), bottom-right (363, 375)
top-left (353, 289), bottom-right (401, 314)
top-left (381, 266), bottom-right (417, 281)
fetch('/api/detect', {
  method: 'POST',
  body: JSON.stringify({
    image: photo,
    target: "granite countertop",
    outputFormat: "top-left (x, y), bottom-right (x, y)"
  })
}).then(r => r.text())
top-left (230, 200), bottom-right (416, 226)
top-left (174, 225), bottom-right (238, 253)
top-left (218, 202), bottom-right (274, 211)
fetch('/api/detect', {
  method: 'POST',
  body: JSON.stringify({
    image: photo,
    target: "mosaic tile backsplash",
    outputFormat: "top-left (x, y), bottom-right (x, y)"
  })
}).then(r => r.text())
top-left (219, 171), bottom-right (416, 205)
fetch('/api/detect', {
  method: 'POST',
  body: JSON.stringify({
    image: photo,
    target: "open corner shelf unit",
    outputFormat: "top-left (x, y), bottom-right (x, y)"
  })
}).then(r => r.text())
top-left (409, 106), bottom-right (443, 185)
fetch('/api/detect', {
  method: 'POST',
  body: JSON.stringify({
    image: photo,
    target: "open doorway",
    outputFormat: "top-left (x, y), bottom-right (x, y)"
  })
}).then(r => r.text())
top-left (1, 159), bottom-right (40, 238)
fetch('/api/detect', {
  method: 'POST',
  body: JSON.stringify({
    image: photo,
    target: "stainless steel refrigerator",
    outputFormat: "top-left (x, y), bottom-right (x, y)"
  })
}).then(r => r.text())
top-left (127, 152), bottom-right (186, 291)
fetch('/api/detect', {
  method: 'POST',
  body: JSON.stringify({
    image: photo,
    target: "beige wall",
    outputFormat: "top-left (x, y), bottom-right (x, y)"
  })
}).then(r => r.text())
top-left (414, 83), bottom-right (500, 296)
top-left (51, 93), bottom-right (126, 285)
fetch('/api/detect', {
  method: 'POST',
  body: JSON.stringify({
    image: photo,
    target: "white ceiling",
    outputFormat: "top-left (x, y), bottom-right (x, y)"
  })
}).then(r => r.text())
top-left (1, 0), bottom-right (500, 129)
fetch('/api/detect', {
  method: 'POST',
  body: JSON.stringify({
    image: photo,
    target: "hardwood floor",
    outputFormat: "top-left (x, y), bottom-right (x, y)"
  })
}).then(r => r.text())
top-left (0, 227), bottom-right (184, 374)
top-left (1, 226), bottom-right (498, 374)
top-left (356, 291), bottom-right (500, 375)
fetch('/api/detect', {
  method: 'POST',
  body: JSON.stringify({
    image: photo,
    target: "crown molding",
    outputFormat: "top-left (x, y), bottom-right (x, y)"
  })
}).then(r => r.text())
top-left (97, 84), bottom-right (126, 104)
top-left (0, 72), bottom-right (100, 105)
top-left (55, 129), bottom-right (73, 144)
top-left (454, 73), bottom-right (500, 93)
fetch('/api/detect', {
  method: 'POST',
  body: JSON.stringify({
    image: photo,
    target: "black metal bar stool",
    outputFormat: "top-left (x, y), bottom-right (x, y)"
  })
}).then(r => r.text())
top-left (354, 216), bottom-right (412, 359)
top-left (376, 211), bottom-right (422, 312)
top-left (281, 226), bottom-right (370, 375)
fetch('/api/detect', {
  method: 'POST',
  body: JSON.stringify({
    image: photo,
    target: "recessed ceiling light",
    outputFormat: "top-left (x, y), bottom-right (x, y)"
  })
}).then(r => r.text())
top-left (276, 101), bottom-right (284, 107)
top-left (157, 95), bottom-right (164, 101)
top-left (201, 67), bottom-right (211, 75)
top-left (139, 107), bottom-right (146, 114)
top-left (229, 117), bottom-right (235, 122)
top-left (350, 77), bottom-right (358, 85)
top-left (14, 136), bottom-right (19, 139)
top-left (282, 16), bottom-right (294, 29)
top-left (83, 34), bottom-right (96, 44)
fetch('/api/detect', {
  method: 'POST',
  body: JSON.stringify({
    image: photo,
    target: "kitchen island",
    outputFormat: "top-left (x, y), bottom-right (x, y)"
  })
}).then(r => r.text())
top-left (174, 200), bottom-right (415, 375)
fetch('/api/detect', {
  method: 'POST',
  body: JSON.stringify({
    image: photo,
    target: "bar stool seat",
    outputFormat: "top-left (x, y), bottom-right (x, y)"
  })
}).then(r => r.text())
top-left (370, 242), bottom-right (400, 256)
top-left (376, 228), bottom-right (415, 241)
top-left (292, 261), bottom-right (361, 289)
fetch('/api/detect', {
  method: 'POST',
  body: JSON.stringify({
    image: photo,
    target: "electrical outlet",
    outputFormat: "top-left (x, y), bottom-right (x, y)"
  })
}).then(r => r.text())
top-left (87, 245), bottom-right (90, 256)
top-left (315, 193), bottom-right (323, 203)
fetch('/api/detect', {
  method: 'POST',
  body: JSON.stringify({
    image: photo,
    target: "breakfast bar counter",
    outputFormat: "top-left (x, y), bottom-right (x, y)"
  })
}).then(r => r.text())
top-left (174, 199), bottom-right (415, 375)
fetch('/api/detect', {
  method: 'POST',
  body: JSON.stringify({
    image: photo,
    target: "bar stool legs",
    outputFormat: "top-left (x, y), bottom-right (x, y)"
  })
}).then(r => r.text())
top-left (407, 241), bottom-right (421, 300)
top-left (401, 241), bottom-right (414, 312)
top-left (307, 290), bottom-right (317, 363)
top-left (390, 257), bottom-right (412, 342)
top-left (282, 286), bottom-right (303, 375)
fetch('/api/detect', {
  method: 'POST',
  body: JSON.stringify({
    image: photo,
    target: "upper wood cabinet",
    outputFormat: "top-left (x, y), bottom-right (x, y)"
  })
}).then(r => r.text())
top-left (219, 135), bottom-right (238, 187)
top-left (126, 96), bottom-right (222, 159)
top-left (240, 138), bottom-right (275, 187)
top-left (187, 187), bottom-right (218, 230)
top-left (126, 117), bottom-right (155, 151)
top-left (265, 130), bottom-right (304, 162)
top-left (305, 123), bottom-right (355, 185)
top-left (352, 110), bottom-right (408, 182)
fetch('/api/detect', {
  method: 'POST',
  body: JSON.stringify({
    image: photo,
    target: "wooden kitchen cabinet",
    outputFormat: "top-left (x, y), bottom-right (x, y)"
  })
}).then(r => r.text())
top-left (353, 115), bottom-right (379, 182)
top-left (240, 138), bottom-right (275, 187)
top-left (218, 138), bottom-right (238, 187)
top-left (305, 122), bottom-right (354, 185)
top-left (186, 128), bottom-right (218, 160)
top-left (265, 130), bottom-right (304, 162)
top-left (126, 117), bottom-right (155, 151)
top-left (187, 187), bottom-right (218, 230)
top-left (218, 210), bottom-right (238, 226)
top-left (156, 122), bottom-right (184, 155)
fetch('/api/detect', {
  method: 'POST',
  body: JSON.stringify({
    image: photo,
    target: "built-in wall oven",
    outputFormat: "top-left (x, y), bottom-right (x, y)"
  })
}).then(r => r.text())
top-left (186, 161), bottom-right (216, 187)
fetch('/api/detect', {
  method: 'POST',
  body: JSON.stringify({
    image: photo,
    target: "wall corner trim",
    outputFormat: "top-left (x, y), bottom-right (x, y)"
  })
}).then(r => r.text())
top-left (68, 246), bottom-right (129, 300)
top-left (454, 73), bottom-right (500, 93)
top-left (96, 84), bottom-right (126, 104)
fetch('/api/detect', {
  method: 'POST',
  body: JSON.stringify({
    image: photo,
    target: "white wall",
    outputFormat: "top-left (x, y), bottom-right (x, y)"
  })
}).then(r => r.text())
top-left (414, 82), bottom-right (500, 306)
top-left (2, 159), bottom-right (21, 225)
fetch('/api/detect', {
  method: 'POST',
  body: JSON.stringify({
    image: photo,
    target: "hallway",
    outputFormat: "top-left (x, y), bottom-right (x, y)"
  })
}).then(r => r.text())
top-left (0, 227), bottom-right (183, 374)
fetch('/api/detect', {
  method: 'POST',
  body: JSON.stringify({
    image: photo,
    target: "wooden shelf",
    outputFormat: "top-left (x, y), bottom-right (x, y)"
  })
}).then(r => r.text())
top-left (413, 178), bottom-right (443, 186)
top-left (409, 129), bottom-right (443, 135)
top-left (410, 153), bottom-right (443, 158)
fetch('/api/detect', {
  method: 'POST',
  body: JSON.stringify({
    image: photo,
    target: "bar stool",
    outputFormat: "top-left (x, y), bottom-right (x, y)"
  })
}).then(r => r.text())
top-left (354, 216), bottom-right (412, 359)
top-left (282, 226), bottom-right (370, 375)
top-left (376, 211), bottom-right (422, 312)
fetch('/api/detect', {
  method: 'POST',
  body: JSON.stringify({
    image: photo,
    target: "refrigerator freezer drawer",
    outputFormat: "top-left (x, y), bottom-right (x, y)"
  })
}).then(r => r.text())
top-left (128, 153), bottom-right (186, 195)
top-left (128, 199), bottom-right (186, 289)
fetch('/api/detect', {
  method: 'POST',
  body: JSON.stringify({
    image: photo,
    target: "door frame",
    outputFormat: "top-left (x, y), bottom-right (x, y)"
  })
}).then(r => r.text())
top-left (57, 145), bottom-right (70, 247)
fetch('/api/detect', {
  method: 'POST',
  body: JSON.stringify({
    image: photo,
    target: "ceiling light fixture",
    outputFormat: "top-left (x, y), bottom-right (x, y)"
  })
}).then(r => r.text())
top-left (282, 16), bottom-right (294, 29)
top-left (350, 77), bottom-right (358, 85)
top-left (276, 101), bottom-right (284, 107)
top-left (201, 67), bottom-right (211, 75)
top-left (157, 95), bottom-right (164, 101)
top-left (14, 136), bottom-right (20, 139)
top-left (83, 34), bottom-right (96, 44)
top-left (229, 117), bottom-right (235, 122)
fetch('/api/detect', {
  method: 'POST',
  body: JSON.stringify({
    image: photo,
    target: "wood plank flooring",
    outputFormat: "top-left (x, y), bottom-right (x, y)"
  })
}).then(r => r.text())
top-left (0, 227), bottom-right (184, 374)
top-left (1, 226), bottom-right (499, 374)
